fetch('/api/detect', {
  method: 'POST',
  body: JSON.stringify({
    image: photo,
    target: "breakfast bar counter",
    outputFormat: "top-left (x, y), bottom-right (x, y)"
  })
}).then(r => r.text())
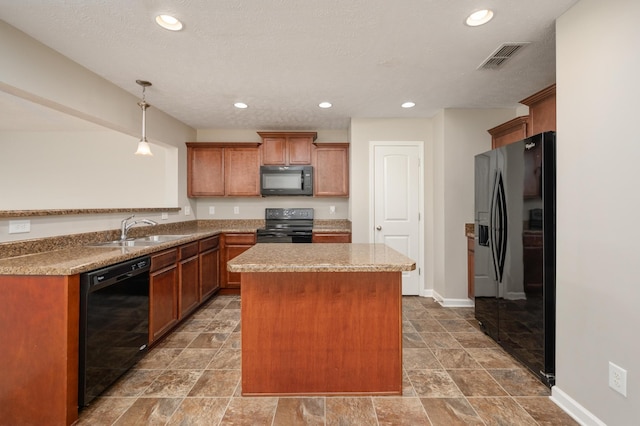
top-left (227, 243), bottom-right (415, 396)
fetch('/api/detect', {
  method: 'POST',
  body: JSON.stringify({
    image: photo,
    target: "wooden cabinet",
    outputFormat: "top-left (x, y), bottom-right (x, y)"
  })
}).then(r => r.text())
top-left (225, 147), bottom-right (261, 196)
top-left (258, 131), bottom-right (317, 165)
top-left (221, 232), bottom-right (256, 292)
top-left (199, 235), bottom-right (220, 299)
top-left (467, 236), bottom-right (475, 299)
top-left (312, 232), bottom-right (352, 243)
top-left (187, 145), bottom-right (224, 196)
top-left (520, 84), bottom-right (556, 137)
top-left (178, 242), bottom-right (200, 318)
top-left (488, 116), bottom-right (529, 149)
top-left (312, 143), bottom-right (349, 197)
top-left (150, 236), bottom-right (223, 343)
top-left (186, 142), bottom-right (261, 197)
top-left (488, 84), bottom-right (556, 148)
top-left (150, 248), bottom-right (179, 343)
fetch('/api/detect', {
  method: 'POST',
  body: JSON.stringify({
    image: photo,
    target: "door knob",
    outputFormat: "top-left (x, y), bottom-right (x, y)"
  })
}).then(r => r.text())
top-left (376, 226), bottom-right (382, 230)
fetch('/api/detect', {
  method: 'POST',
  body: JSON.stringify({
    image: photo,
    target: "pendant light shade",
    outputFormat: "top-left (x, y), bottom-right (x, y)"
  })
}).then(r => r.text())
top-left (135, 80), bottom-right (153, 156)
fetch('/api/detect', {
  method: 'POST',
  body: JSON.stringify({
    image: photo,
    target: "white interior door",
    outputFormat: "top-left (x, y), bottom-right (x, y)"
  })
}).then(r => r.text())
top-left (372, 143), bottom-right (422, 295)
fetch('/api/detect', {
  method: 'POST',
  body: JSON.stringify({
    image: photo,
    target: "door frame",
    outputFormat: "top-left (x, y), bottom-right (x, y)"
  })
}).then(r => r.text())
top-left (368, 141), bottom-right (425, 295)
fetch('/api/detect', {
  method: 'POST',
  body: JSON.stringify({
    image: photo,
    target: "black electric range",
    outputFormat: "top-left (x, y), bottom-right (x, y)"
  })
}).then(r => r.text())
top-left (256, 208), bottom-right (314, 243)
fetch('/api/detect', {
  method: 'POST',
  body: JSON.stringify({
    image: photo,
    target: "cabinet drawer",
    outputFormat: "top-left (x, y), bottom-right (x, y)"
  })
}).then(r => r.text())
top-left (224, 233), bottom-right (256, 245)
top-left (312, 233), bottom-right (351, 243)
top-left (179, 242), bottom-right (199, 259)
top-left (199, 235), bottom-right (220, 252)
top-left (151, 248), bottom-right (178, 272)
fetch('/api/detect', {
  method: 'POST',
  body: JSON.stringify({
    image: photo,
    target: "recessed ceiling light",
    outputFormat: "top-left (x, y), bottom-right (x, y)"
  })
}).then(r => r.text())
top-left (401, 102), bottom-right (416, 108)
top-left (319, 102), bottom-right (332, 108)
top-left (466, 9), bottom-right (494, 27)
top-left (155, 14), bottom-right (183, 31)
top-left (234, 102), bottom-right (248, 109)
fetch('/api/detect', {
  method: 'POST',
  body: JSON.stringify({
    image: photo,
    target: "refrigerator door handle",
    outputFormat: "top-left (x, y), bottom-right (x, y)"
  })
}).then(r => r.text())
top-left (490, 170), bottom-right (508, 283)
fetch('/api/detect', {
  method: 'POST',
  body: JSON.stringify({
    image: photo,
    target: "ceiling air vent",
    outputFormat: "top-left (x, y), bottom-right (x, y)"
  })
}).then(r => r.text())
top-left (478, 42), bottom-right (530, 69)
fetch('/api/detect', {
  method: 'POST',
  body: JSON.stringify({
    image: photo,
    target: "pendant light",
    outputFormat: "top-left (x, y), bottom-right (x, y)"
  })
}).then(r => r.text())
top-left (135, 79), bottom-right (153, 156)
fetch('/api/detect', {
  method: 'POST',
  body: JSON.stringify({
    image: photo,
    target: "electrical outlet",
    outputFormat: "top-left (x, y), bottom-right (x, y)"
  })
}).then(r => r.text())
top-left (609, 362), bottom-right (627, 397)
top-left (9, 220), bottom-right (31, 234)
top-left (233, 206), bottom-right (240, 215)
top-left (161, 212), bottom-right (169, 220)
top-left (209, 206), bottom-right (215, 215)
top-left (329, 205), bottom-right (336, 215)
top-left (184, 205), bottom-right (191, 216)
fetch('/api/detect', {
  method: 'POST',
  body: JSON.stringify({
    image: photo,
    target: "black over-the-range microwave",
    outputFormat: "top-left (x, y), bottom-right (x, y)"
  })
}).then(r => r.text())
top-left (260, 165), bottom-right (313, 196)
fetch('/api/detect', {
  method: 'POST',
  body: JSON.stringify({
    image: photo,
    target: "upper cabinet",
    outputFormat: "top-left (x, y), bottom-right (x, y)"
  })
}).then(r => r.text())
top-left (258, 132), bottom-right (317, 165)
top-left (187, 134), bottom-right (350, 198)
top-left (520, 84), bottom-right (556, 137)
top-left (312, 143), bottom-right (349, 197)
top-left (186, 143), bottom-right (261, 197)
top-left (488, 116), bottom-right (529, 149)
top-left (488, 84), bottom-right (556, 149)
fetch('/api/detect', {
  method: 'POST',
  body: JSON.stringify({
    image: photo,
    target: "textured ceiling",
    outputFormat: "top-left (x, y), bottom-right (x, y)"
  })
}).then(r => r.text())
top-left (0, 0), bottom-right (578, 131)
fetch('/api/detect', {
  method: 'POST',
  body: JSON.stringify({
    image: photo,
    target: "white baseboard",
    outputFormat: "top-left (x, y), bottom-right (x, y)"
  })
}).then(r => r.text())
top-left (419, 288), bottom-right (434, 298)
top-left (431, 290), bottom-right (474, 307)
top-left (551, 386), bottom-right (606, 426)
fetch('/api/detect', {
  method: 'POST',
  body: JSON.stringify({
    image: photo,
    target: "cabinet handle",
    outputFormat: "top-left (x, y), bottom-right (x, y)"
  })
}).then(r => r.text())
top-left (376, 226), bottom-right (382, 231)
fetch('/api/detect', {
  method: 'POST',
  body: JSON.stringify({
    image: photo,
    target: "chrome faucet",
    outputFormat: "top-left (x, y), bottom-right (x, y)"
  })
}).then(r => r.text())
top-left (120, 215), bottom-right (158, 240)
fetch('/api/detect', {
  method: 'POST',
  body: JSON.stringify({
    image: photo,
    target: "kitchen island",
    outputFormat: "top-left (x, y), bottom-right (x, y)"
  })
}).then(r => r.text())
top-left (227, 243), bottom-right (415, 396)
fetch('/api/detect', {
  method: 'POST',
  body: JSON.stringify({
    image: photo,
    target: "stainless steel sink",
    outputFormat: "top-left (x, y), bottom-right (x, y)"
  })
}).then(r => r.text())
top-left (87, 235), bottom-right (190, 247)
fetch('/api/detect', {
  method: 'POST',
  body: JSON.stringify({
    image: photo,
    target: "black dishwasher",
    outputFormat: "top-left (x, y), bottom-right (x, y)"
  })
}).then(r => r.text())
top-left (79, 256), bottom-right (150, 407)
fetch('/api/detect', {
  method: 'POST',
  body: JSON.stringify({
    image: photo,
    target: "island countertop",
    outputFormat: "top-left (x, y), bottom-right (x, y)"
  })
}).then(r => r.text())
top-left (227, 243), bottom-right (415, 273)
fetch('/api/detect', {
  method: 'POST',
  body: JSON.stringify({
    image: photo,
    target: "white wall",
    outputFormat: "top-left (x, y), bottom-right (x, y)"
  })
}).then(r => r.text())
top-left (193, 129), bottom-right (350, 220)
top-left (0, 21), bottom-right (196, 241)
top-left (433, 109), bottom-right (516, 303)
top-left (0, 131), bottom-right (170, 209)
top-left (349, 118), bottom-right (433, 242)
top-left (553, 0), bottom-right (640, 424)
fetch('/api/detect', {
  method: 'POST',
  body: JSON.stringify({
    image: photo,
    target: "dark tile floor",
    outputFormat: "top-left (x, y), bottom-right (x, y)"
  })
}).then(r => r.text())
top-left (77, 295), bottom-right (578, 425)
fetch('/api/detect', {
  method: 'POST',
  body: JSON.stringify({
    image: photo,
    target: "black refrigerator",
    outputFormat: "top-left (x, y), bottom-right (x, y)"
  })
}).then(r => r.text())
top-left (474, 131), bottom-right (556, 387)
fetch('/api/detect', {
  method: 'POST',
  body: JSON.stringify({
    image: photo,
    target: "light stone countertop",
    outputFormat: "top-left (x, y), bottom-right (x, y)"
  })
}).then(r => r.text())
top-left (0, 219), bottom-right (352, 276)
top-left (227, 243), bottom-right (416, 273)
top-left (0, 230), bottom-right (222, 276)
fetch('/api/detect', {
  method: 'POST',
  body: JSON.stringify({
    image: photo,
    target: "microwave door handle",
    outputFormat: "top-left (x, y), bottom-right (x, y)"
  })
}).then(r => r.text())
top-left (301, 171), bottom-right (304, 189)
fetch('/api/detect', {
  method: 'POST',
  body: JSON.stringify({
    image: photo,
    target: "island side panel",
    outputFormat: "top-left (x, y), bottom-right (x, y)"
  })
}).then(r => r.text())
top-left (0, 275), bottom-right (79, 426)
top-left (241, 271), bottom-right (402, 395)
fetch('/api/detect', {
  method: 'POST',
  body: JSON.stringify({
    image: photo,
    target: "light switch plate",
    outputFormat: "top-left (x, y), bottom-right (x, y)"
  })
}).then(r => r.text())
top-left (184, 206), bottom-right (191, 216)
top-left (209, 206), bottom-right (215, 215)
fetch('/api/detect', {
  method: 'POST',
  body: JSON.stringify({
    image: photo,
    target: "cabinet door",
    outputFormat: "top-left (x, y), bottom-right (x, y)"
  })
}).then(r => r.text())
top-left (313, 143), bottom-right (349, 197)
top-left (225, 148), bottom-right (261, 196)
top-left (150, 265), bottom-right (178, 343)
top-left (262, 137), bottom-right (287, 165)
top-left (187, 146), bottom-right (224, 196)
top-left (467, 236), bottom-right (475, 299)
top-left (287, 136), bottom-right (313, 165)
top-left (488, 116), bottom-right (528, 149)
top-left (221, 233), bottom-right (256, 289)
top-left (179, 254), bottom-right (200, 318)
top-left (200, 247), bottom-right (220, 299)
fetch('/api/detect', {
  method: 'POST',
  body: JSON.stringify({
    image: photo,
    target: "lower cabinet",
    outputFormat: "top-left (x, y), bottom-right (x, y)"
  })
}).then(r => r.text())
top-left (149, 235), bottom-right (223, 344)
top-left (199, 235), bottom-right (220, 299)
top-left (312, 232), bottom-right (352, 243)
top-left (221, 232), bottom-right (256, 292)
top-left (178, 242), bottom-right (200, 318)
top-left (467, 236), bottom-right (475, 300)
top-left (150, 248), bottom-right (179, 343)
